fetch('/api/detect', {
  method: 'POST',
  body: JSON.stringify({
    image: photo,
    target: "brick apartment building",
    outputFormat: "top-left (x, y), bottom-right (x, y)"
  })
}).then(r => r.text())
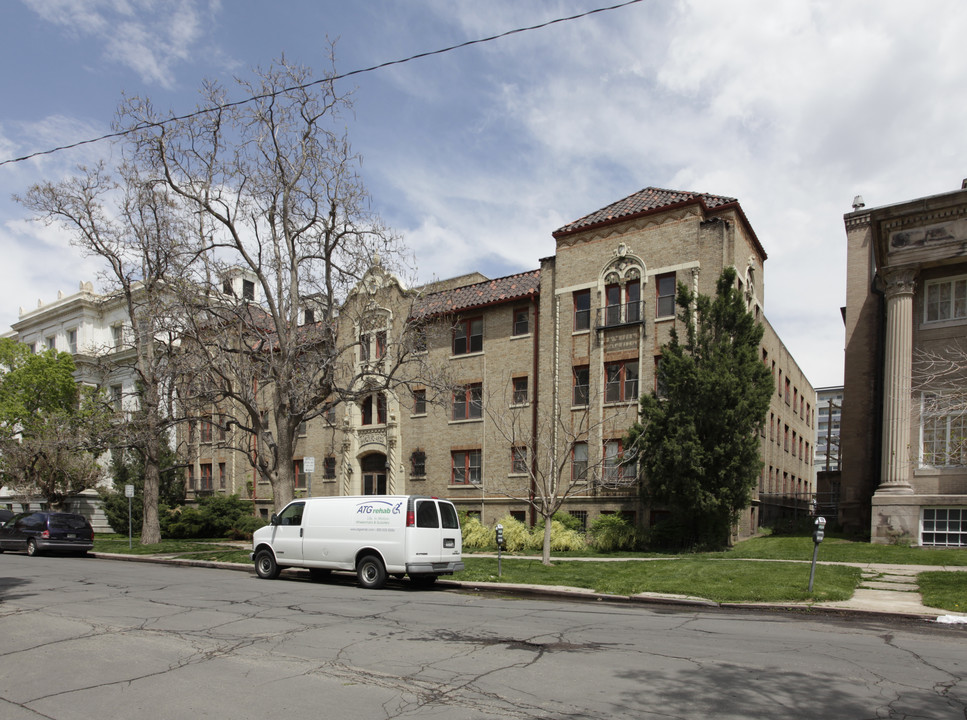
top-left (4, 187), bottom-right (815, 539)
top-left (182, 187), bottom-right (814, 538)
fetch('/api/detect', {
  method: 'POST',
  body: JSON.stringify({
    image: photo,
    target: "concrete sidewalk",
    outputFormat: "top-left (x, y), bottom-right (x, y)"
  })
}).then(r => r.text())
top-left (89, 551), bottom-right (967, 623)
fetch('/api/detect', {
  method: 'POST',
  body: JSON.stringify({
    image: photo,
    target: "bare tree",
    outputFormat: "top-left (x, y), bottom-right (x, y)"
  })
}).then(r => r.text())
top-left (913, 341), bottom-right (967, 467)
top-left (121, 56), bottom-right (421, 510)
top-left (20, 163), bottom-right (195, 543)
top-left (481, 380), bottom-right (639, 565)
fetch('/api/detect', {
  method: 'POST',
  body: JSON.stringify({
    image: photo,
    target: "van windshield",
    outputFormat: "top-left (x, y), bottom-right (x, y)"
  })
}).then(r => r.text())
top-left (439, 502), bottom-right (459, 529)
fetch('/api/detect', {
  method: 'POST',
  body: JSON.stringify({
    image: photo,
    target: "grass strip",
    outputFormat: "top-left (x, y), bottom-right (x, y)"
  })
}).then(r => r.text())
top-left (457, 557), bottom-right (861, 603)
top-left (918, 572), bottom-right (967, 613)
top-left (718, 536), bottom-right (967, 566)
top-left (94, 535), bottom-right (238, 556)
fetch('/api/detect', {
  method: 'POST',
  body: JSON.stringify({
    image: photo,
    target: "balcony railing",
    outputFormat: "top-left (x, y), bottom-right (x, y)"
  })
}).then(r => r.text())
top-left (595, 301), bottom-right (643, 330)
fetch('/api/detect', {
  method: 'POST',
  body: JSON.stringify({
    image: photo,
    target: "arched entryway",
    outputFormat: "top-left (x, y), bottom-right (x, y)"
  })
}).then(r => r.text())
top-left (361, 453), bottom-right (387, 495)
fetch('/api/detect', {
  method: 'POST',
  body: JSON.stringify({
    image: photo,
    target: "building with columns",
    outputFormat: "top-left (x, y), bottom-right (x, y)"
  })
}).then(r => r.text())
top-left (841, 182), bottom-right (967, 545)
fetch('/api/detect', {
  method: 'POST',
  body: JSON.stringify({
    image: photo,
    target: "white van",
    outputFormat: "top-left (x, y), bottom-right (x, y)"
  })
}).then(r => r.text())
top-left (250, 495), bottom-right (464, 589)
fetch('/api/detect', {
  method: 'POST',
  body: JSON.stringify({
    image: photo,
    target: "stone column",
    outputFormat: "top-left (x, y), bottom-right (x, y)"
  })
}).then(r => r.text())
top-left (386, 412), bottom-right (399, 495)
top-left (877, 268), bottom-right (916, 494)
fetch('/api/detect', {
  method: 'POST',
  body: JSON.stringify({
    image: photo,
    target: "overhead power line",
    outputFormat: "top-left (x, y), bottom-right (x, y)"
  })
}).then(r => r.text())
top-left (0, 0), bottom-right (644, 168)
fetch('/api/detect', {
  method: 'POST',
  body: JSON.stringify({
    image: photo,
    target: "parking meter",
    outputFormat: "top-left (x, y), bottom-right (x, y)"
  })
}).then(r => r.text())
top-left (813, 516), bottom-right (826, 544)
top-left (495, 523), bottom-right (504, 550)
top-left (808, 517), bottom-right (827, 592)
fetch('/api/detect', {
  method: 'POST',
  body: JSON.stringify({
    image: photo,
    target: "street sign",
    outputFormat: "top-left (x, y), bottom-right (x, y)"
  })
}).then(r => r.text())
top-left (125, 484), bottom-right (135, 498)
top-left (303, 457), bottom-right (315, 473)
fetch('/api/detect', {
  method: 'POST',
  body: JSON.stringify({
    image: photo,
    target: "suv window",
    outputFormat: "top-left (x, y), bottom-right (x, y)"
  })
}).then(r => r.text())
top-left (50, 514), bottom-right (89, 531)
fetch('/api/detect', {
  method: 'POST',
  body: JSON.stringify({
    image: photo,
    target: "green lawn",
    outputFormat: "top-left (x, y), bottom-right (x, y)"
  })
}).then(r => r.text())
top-left (718, 535), bottom-right (967, 566)
top-left (457, 557), bottom-right (860, 603)
top-left (94, 535), bottom-right (243, 556)
top-left (92, 532), bottom-right (967, 606)
top-left (918, 572), bottom-right (967, 613)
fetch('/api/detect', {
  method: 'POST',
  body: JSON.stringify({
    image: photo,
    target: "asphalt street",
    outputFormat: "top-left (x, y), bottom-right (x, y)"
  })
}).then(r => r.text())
top-left (1, 554), bottom-right (965, 719)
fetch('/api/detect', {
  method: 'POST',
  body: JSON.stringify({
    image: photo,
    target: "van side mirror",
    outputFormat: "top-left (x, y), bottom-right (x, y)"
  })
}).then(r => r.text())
top-left (270, 513), bottom-right (279, 526)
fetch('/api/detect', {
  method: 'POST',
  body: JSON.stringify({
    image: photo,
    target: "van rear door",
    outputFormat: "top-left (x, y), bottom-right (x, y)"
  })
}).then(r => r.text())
top-left (409, 498), bottom-right (461, 567)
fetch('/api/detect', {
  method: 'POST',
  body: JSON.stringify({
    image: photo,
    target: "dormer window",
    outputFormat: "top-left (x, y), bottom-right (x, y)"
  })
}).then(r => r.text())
top-left (242, 279), bottom-right (255, 301)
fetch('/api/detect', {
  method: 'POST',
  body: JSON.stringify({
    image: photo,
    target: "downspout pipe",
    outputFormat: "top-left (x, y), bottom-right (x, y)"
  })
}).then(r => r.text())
top-left (530, 295), bottom-right (539, 527)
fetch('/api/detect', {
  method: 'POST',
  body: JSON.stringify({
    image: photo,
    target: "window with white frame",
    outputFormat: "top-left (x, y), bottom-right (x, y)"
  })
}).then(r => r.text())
top-left (924, 276), bottom-right (967, 323)
top-left (920, 393), bottom-right (967, 467)
top-left (921, 507), bottom-right (967, 547)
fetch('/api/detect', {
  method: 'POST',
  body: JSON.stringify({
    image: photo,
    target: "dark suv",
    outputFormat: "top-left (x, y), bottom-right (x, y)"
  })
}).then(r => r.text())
top-left (0, 512), bottom-right (94, 556)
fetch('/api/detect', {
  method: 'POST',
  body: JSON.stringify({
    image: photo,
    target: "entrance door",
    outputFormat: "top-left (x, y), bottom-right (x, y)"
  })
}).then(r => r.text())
top-left (361, 453), bottom-right (387, 495)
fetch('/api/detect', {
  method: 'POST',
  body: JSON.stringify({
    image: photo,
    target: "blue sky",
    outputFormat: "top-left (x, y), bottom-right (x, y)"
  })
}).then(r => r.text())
top-left (3, 0), bottom-right (967, 388)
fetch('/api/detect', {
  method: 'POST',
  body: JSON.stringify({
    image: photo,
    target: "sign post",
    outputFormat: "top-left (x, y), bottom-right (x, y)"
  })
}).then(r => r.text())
top-left (303, 457), bottom-right (315, 497)
top-left (125, 484), bottom-right (135, 549)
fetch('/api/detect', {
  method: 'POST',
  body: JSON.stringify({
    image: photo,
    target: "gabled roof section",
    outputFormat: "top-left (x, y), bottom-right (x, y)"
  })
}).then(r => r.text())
top-left (411, 269), bottom-right (540, 319)
top-left (552, 186), bottom-right (766, 260)
top-left (553, 187), bottom-right (737, 236)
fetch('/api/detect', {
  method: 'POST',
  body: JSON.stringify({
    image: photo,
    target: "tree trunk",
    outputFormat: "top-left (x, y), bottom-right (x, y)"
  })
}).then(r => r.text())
top-left (268, 420), bottom-right (296, 511)
top-left (140, 420), bottom-right (162, 545)
top-left (542, 515), bottom-right (553, 566)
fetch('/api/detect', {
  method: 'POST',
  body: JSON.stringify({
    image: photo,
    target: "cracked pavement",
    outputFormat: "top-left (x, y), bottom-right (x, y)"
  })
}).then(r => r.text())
top-left (1, 554), bottom-right (964, 719)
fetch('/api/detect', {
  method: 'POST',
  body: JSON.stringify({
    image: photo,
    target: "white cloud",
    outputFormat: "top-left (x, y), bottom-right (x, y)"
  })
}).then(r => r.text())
top-left (368, 0), bottom-right (967, 387)
top-left (23, 0), bottom-right (215, 89)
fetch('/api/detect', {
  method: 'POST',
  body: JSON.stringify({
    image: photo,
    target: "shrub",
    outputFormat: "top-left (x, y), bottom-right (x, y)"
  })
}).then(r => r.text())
top-left (461, 515), bottom-right (495, 550)
top-left (227, 514), bottom-right (267, 540)
top-left (161, 494), bottom-right (257, 539)
top-left (552, 511), bottom-right (584, 532)
top-left (496, 515), bottom-right (537, 552)
top-left (547, 520), bottom-right (587, 551)
top-left (588, 513), bottom-right (639, 552)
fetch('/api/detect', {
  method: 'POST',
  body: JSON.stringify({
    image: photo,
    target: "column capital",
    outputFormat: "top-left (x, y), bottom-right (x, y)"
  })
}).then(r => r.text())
top-left (882, 267), bottom-right (917, 299)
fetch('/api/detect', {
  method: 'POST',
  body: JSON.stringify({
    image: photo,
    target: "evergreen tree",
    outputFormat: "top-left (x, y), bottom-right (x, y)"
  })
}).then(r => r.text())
top-left (100, 445), bottom-right (185, 535)
top-left (627, 267), bottom-right (773, 549)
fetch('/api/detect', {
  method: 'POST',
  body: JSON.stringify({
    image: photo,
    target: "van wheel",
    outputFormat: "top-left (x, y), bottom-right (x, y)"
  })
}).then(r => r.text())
top-left (357, 555), bottom-right (387, 589)
top-left (254, 549), bottom-right (281, 579)
top-left (26, 539), bottom-right (39, 557)
top-left (308, 568), bottom-right (331, 582)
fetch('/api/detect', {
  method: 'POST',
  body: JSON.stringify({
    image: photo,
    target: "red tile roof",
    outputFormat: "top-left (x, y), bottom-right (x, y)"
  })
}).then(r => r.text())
top-left (411, 269), bottom-right (540, 319)
top-left (553, 187), bottom-right (738, 237)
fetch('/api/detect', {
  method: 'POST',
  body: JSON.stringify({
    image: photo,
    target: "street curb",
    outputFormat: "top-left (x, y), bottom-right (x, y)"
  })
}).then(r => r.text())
top-left (88, 550), bottom-right (961, 622)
